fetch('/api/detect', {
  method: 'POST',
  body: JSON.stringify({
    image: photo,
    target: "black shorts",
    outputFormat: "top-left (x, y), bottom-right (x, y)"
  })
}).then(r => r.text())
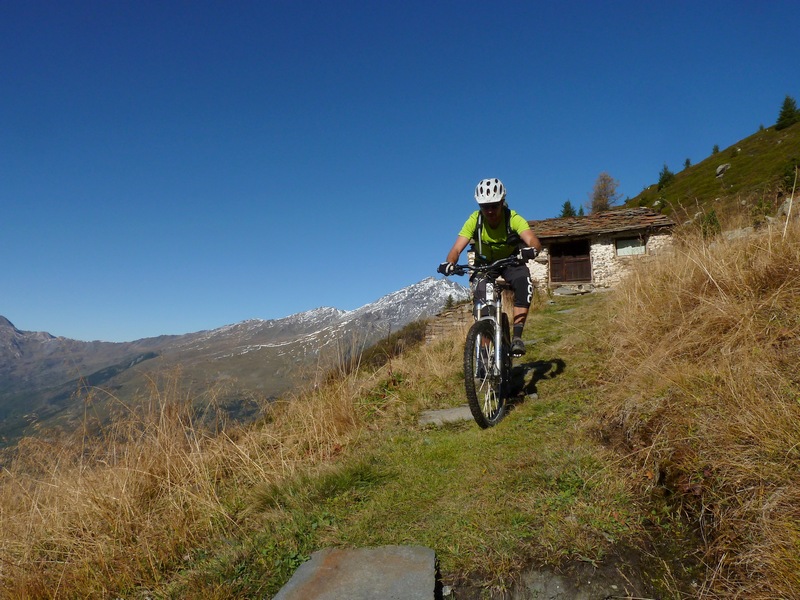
top-left (471, 263), bottom-right (533, 309)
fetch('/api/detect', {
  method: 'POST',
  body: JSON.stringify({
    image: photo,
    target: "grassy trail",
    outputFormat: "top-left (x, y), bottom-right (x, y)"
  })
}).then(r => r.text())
top-left (174, 292), bottom-right (697, 598)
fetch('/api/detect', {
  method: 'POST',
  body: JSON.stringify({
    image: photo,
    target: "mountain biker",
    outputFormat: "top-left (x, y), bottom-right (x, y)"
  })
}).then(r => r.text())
top-left (438, 178), bottom-right (542, 356)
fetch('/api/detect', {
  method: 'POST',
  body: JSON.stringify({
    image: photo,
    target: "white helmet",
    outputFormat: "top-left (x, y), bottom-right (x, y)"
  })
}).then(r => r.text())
top-left (474, 178), bottom-right (506, 204)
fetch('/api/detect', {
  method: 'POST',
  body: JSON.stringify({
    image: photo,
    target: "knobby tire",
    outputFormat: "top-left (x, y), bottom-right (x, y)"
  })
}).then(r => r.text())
top-left (464, 319), bottom-right (507, 428)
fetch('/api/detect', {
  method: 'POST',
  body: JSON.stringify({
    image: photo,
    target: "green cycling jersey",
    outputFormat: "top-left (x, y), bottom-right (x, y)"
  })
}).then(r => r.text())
top-left (458, 209), bottom-right (531, 262)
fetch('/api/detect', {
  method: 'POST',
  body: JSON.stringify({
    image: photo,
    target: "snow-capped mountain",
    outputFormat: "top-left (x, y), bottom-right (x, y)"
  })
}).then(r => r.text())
top-left (346, 276), bottom-right (470, 326)
top-left (173, 276), bottom-right (469, 358)
top-left (0, 277), bottom-right (469, 445)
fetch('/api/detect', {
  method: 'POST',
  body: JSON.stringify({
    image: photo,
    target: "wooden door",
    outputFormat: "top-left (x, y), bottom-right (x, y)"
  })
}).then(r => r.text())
top-left (549, 240), bottom-right (591, 283)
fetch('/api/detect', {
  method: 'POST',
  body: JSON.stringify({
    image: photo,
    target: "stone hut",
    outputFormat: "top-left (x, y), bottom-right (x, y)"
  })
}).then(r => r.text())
top-left (526, 207), bottom-right (675, 289)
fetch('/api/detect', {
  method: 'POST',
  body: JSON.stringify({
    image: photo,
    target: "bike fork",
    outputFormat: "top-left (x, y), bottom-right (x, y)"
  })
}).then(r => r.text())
top-left (494, 302), bottom-right (503, 371)
top-left (476, 300), bottom-right (504, 375)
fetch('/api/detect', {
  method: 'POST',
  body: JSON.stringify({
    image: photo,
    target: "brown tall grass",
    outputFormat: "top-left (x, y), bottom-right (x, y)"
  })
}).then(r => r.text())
top-left (598, 218), bottom-right (800, 598)
top-left (0, 325), bottom-right (467, 598)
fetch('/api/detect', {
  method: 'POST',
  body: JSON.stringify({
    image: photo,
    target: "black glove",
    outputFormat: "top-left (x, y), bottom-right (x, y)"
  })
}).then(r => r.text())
top-left (519, 247), bottom-right (538, 261)
top-left (438, 262), bottom-right (456, 275)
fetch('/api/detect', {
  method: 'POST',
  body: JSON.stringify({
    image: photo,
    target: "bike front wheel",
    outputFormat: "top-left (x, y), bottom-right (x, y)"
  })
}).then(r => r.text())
top-left (464, 319), bottom-right (506, 428)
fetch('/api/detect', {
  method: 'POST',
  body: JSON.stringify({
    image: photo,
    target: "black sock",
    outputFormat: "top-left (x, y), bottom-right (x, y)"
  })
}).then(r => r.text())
top-left (513, 324), bottom-right (523, 339)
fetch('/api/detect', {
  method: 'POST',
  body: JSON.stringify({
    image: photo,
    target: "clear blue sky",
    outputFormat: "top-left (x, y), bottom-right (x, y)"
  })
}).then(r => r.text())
top-left (2, 1), bottom-right (798, 342)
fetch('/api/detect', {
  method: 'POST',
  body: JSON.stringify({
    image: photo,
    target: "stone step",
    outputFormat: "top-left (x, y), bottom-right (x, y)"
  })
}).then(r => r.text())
top-left (274, 544), bottom-right (649, 599)
top-left (418, 405), bottom-right (473, 426)
top-left (273, 545), bottom-right (437, 600)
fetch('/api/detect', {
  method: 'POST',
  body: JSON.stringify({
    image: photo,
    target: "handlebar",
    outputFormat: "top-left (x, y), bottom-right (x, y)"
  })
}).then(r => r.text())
top-left (448, 255), bottom-right (522, 277)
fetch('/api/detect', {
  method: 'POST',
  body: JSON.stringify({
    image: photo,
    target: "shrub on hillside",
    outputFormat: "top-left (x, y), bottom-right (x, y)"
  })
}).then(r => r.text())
top-left (358, 319), bottom-right (430, 370)
top-left (782, 157), bottom-right (799, 192)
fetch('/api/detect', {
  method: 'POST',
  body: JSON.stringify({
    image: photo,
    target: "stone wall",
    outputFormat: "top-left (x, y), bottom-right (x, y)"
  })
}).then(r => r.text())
top-left (528, 231), bottom-right (674, 289)
top-left (424, 303), bottom-right (472, 344)
top-left (528, 252), bottom-right (549, 287)
top-left (589, 236), bottom-right (619, 287)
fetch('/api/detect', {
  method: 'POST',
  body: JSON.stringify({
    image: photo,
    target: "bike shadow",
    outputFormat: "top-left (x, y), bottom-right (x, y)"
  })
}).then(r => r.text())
top-left (508, 357), bottom-right (566, 404)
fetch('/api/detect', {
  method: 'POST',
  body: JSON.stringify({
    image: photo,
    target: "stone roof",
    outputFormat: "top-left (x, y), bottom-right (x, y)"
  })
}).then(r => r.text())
top-left (528, 207), bottom-right (675, 240)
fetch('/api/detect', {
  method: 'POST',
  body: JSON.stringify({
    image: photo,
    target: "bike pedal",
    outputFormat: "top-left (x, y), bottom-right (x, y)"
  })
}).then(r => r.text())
top-left (510, 338), bottom-right (526, 356)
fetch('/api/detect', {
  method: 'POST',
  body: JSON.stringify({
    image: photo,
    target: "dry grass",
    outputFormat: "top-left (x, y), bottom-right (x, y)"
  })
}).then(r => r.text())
top-left (0, 324), bottom-right (468, 598)
top-left (0, 376), bottom-right (331, 596)
top-left (597, 218), bottom-right (800, 598)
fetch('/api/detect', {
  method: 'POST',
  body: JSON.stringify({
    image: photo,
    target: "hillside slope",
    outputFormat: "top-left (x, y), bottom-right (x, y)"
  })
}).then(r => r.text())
top-left (628, 121), bottom-right (800, 224)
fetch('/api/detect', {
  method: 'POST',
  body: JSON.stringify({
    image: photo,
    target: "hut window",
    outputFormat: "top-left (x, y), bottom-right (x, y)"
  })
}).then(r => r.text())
top-left (615, 237), bottom-right (645, 256)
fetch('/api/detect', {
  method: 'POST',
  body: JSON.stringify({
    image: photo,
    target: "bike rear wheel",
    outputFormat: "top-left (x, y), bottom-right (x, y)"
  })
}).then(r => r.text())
top-left (464, 319), bottom-right (506, 428)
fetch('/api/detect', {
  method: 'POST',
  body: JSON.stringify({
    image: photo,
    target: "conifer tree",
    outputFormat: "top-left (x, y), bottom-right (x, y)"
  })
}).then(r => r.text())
top-left (559, 200), bottom-right (577, 217)
top-left (658, 164), bottom-right (675, 190)
top-left (775, 95), bottom-right (799, 131)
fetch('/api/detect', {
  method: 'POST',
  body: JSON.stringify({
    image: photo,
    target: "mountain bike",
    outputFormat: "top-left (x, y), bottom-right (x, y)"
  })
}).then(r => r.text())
top-left (440, 255), bottom-right (522, 428)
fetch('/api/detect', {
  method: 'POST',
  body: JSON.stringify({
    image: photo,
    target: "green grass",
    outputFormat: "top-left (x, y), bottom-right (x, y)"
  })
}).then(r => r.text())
top-left (629, 121), bottom-right (800, 223)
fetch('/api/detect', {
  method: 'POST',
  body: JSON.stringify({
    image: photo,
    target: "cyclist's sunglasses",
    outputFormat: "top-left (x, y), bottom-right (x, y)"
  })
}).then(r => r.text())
top-left (480, 202), bottom-right (503, 211)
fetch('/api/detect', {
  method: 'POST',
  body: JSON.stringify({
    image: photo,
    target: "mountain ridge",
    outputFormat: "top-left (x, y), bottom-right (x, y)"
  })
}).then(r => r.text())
top-left (0, 276), bottom-right (469, 446)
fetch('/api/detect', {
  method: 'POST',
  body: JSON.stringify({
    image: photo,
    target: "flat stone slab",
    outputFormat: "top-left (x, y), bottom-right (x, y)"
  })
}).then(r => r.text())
top-left (419, 406), bottom-right (473, 426)
top-left (274, 545), bottom-right (436, 600)
top-left (553, 286), bottom-right (591, 296)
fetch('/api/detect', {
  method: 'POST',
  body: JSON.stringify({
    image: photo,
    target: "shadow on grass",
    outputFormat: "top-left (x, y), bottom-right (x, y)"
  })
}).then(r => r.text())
top-left (509, 357), bottom-right (566, 404)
